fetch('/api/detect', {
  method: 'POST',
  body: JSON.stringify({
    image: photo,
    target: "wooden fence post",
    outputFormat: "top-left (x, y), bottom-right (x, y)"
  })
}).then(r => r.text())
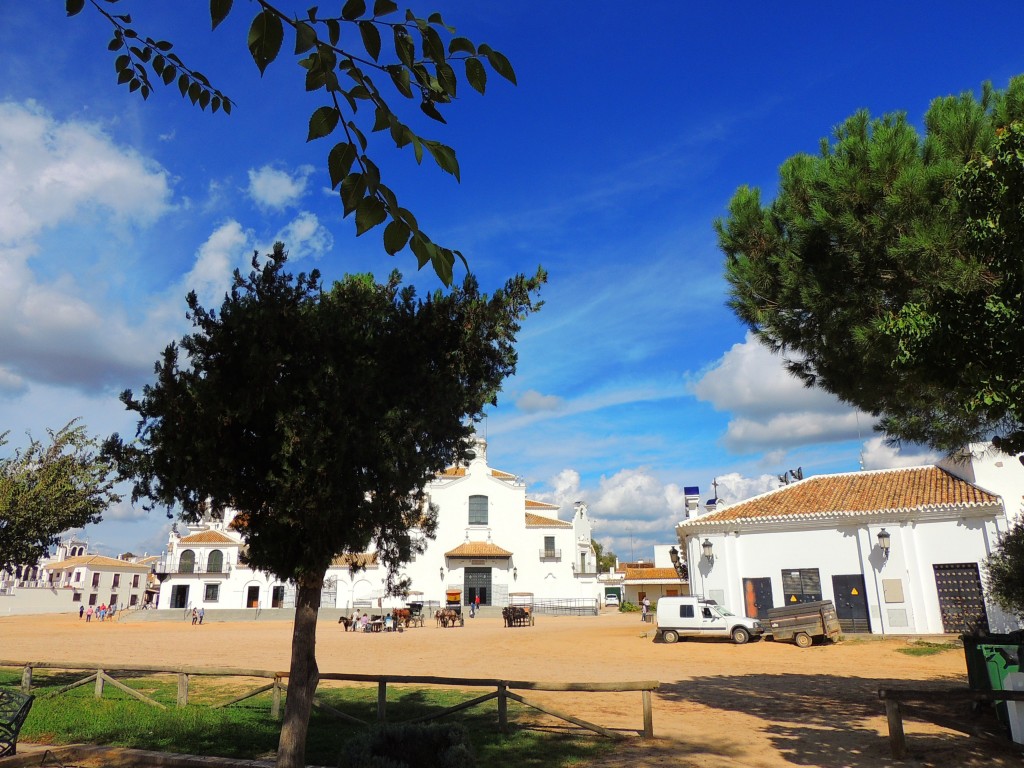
top-left (21, 665), bottom-right (32, 695)
top-left (377, 681), bottom-right (387, 723)
top-left (177, 673), bottom-right (189, 707)
top-left (94, 669), bottom-right (105, 699)
top-left (497, 682), bottom-right (508, 734)
top-left (884, 699), bottom-right (906, 759)
top-left (642, 690), bottom-right (653, 738)
top-left (271, 677), bottom-right (282, 720)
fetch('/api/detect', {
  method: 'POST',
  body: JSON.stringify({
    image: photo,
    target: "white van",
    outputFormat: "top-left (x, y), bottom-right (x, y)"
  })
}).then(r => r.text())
top-left (655, 596), bottom-right (762, 644)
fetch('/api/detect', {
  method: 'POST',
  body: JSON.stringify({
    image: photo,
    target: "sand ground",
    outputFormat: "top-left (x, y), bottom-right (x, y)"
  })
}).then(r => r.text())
top-left (1, 610), bottom-right (1020, 767)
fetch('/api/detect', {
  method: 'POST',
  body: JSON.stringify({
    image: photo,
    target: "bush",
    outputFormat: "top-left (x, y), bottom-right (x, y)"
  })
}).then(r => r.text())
top-left (620, 601), bottom-right (640, 612)
top-left (342, 723), bottom-right (475, 768)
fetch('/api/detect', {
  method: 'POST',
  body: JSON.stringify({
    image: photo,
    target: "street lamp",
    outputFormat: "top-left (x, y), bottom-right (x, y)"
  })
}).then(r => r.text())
top-left (668, 545), bottom-right (687, 581)
top-left (439, 567), bottom-right (445, 582)
top-left (702, 539), bottom-right (714, 563)
top-left (877, 529), bottom-right (891, 562)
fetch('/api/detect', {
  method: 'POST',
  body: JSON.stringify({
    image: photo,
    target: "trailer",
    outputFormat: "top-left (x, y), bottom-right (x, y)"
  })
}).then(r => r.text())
top-left (765, 600), bottom-right (842, 648)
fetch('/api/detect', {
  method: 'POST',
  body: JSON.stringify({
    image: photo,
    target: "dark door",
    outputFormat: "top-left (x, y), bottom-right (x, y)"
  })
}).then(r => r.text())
top-left (170, 585), bottom-right (189, 609)
top-left (933, 563), bottom-right (989, 633)
top-left (246, 585), bottom-right (260, 608)
top-left (742, 577), bottom-right (773, 619)
top-left (464, 567), bottom-right (491, 606)
top-left (832, 574), bottom-right (871, 633)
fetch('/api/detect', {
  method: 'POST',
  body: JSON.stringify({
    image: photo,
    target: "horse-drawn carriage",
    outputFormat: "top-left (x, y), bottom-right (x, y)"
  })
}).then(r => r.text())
top-left (503, 592), bottom-right (535, 627)
top-left (435, 589), bottom-right (464, 628)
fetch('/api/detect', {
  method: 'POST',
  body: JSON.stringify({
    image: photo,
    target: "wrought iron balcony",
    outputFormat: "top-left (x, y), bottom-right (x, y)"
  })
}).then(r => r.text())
top-left (538, 548), bottom-right (561, 560)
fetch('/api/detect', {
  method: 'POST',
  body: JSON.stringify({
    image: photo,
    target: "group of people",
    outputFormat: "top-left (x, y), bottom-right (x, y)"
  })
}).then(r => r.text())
top-left (79, 603), bottom-right (115, 622)
top-left (339, 612), bottom-right (396, 632)
top-left (191, 607), bottom-right (205, 625)
top-left (640, 596), bottom-right (651, 621)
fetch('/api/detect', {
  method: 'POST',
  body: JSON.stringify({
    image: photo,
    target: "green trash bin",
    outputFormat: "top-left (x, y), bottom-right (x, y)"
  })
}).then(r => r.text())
top-left (963, 633), bottom-right (1024, 730)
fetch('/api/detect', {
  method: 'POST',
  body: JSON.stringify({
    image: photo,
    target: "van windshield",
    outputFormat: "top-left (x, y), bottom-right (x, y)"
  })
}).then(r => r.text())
top-left (713, 606), bottom-right (734, 617)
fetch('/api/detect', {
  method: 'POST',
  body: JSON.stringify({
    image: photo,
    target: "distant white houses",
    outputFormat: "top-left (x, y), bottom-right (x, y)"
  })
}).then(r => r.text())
top-left (155, 436), bottom-right (604, 611)
top-left (677, 445), bottom-right (1024, 635)
top-left (0, 536), bottom-right (152, 616)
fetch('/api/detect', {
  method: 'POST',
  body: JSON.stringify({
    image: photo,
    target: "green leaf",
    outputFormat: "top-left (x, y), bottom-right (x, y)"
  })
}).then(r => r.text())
top-left (372, 106), bottom-right (390, 133)
top-left (107, 35), bottom-right (124, 52)
top-left (294, 21), bottom-right (317, 54)
top-left (328, 142), bottom-right (357, 188)
top-left (341, 0), bottom-right (366, 21)
top-left (210, 0), bottom-right (233, 30)
top-left (358, 21), bottom-right (382, 61)
top-left (115, 54), bottom-right (130, 72)
top-left (178, 73), bottom-right (189, 96)
top-left (393, 28), bottom-right (415, 68)
top-left (66, 0), bottom-right (85, 17)
top-left (373, 0), bottom-right (399, 16)
top-left (436, 62), bottom-right (457, 98)
top-left (247, 10), bottom-right (284, 76)
top-left (355, 196), bottom-right (387, 235)
top-left (340, 173), bottom-right (365, 215)
top-left (421, 26), bottom-right (445, 64)
top-left (162, 66), bottom-right (176, 86)
top-left (187, 81), bottom-right (202, 104)
top-left (432, 247), bottom-right (454, 286)
top-left (325, 19), bottom-right (341, 46)
top-left (423, 140), bottom-right (460, 181)
top-left (199, 90), bottom-right (211, 110)
top-left (387, 65), bottom-right (412, 98)
top-left (465, 57), bottom-right (486, 95)
top-left (383, 220), bottom-right (411, 255)
top-left (307, 106), bottom-right (340, 141)
top-left (481, 46), bottom-right (516, 85)
top-left (348, 121), bottom-right (368, 151)
top-left (409, 233), bottom-right (434, 269)
top-left (420, 99), bottom-right (446, 124)
top-left (410, 134), bottom-right (423, 165)
top-left (448, 37), bottom-right (475, 56)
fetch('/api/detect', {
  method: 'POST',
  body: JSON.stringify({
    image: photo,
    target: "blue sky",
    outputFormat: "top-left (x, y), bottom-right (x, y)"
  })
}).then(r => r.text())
top-left (2, 3), bottom-right (1023, 562)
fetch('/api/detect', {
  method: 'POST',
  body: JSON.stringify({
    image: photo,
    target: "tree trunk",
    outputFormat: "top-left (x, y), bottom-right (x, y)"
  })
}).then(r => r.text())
top-left (276, 576), bottom-right (322, 768)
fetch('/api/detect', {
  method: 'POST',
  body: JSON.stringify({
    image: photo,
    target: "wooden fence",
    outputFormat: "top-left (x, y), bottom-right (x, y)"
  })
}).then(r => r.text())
top-left (2, 660), bottom-right (658, 739)
top-left (878, 687), bottom-right (1024, 758)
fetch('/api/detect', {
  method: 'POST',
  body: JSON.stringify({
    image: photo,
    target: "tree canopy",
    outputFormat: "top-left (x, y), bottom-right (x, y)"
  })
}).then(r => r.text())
top-left (105, 243), bottom-right (544, 768)
top-left (985, 520), bottom-right (1024, 621)
top-left (0, 421), bottom-right (120, 571)
top-left (717, 75), bottom-right (1024, 454)
top-left (66, 1), bottom-right (515, 285)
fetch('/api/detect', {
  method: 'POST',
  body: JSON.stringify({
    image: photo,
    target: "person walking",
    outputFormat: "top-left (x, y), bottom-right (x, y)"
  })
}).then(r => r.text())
top-left (198, 607), bottom-right (205, 625)
top-left (191, 607), bottom-right (198, 625)
top-left (79, 605), bottom-right (84, 620)
top-left (85, 605), bottom-right (93, 622)
top-left (641, 596), bottom-right (650, 622)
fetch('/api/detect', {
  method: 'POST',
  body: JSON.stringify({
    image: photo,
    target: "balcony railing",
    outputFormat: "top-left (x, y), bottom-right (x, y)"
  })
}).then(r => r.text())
top-left (162, 565), bottom-right (231, 576)
top-left (538, 549), bottom-right (561, 560)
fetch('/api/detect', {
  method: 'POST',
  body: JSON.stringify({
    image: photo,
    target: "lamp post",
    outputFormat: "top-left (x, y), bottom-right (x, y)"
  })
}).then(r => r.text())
top-left (877, 529), bottom-right (891, 562)
top-left (668, 545), bottom-right (688, 581)
top-left (701, 538), bottom-right (714, 563)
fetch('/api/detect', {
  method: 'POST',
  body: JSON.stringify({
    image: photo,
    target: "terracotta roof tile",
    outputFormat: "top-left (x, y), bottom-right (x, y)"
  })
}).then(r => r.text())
top-left (680, 466), bottom-right (1000, 528)
top-left (47, 555), bottom-right (151, 572)
top-left (525, 499), bottom-right (559, 510)
top-left (178, 530), bottom-right (239, 545)
top-left (524, 512), bottom-right (571, 528)
top-left (624, 567), bottom-right (683, 581)
top-left (439, 467), bottom-right (517, 480)
top-left (330, 553), bottom-right (378, 568)
top-left (444, 541), bottom-right (513, 558)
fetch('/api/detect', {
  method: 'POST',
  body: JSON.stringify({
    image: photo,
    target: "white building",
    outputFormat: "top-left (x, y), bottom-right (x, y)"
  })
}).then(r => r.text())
top-left (156, 436), bottom-right (601, 611)
top-left (0, 536), bottom-right (151, 616)
top-left (677, 446), bottom-right (1023, 635)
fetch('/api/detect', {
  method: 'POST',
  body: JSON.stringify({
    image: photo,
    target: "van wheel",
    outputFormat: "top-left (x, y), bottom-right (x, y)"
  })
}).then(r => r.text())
top-left (662, 630), bottom-right (679, 644)
top-left (794, 632), bottom-right (812, 648)
top-left (731, 627), bottom-right (750, 645)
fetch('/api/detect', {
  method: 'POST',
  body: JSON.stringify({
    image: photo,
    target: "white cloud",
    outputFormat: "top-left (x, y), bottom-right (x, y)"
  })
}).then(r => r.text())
top-left (182, 220), bottom-right (250, 310)
top-left (0, 101), bottom-right (172, 245)
top-left (247, 164), bottom-right (315, 211)
top-left (271, 212), bottom-right (334, 262)
top-left (516, 390), bottom-right (563, 413)
top-left (0, 365), bottom-right (27, 396)
top-left (691, 332), bottom-right (875, 452)
top-left (859, 436), bottom-right (940, 470)
top-left (712, 471), bottom-right (779, 505)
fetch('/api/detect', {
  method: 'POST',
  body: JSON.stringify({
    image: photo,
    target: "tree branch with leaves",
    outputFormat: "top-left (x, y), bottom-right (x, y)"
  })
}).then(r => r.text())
top-left (66, 0), bottom-right (516, 284)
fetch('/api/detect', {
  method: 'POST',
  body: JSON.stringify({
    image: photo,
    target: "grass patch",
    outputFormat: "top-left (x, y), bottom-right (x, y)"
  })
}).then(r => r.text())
top-left (0, 670), bottom-right (613, 767)
top-left (896, 641), bottom-right (961, 657)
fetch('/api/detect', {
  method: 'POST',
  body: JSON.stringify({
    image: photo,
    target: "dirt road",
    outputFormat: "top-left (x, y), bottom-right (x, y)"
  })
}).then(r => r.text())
top-left (1, 610), bottom-right (1018, 767)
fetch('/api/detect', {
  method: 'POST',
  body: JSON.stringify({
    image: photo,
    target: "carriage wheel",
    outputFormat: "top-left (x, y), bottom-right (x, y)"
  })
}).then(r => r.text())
top-left (459, 615), bottom-right (465, 627)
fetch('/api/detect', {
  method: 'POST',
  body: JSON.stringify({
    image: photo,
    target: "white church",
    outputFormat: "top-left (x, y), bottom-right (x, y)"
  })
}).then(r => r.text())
top-left (154, 436), bottom-right (602, 612)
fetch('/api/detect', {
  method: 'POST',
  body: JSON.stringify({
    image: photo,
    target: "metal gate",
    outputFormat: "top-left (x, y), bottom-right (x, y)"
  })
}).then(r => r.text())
top-left (933, 563), bottom-right (989, 634)
top-left (320, 576), bottom-right (337, 609)
top-left (742, 577), bottom-right (773, 619)
top-left (832, 574), bottom-right (871, 633)
top-left (464, 567), bottom-right (491, 606)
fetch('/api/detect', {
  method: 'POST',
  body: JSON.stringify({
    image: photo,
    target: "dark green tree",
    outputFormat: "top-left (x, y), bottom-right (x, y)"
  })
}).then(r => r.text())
top-left (985, 520), bottom-right (1024, 620)
top-left (106, 243), bottom-right (544, 768)
top-left (65, 1), bottom-right (516, 285)
top-left (591, 538), bottom-right (618, 573)
top-left (0, 420), bottom-right (120, 570)
top-left (717, 75), bottom-right (1024, 454)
